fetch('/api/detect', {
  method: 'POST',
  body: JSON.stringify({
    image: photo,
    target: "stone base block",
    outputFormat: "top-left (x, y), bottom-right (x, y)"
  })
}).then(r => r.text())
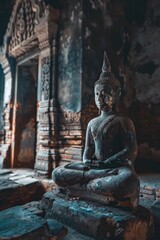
top-left (151, 201), bottom-right (160, 238)
top-left (0, 205), bottom-right (68, 240)
top-left (41, 190), bottom-right (154, 240)
top-left (0, 206), bottom-right (46, 240)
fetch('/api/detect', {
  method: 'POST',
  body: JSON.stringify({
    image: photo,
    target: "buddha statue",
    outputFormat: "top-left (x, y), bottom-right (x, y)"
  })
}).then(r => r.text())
top-left (52, 52), bottom-right (140, 209)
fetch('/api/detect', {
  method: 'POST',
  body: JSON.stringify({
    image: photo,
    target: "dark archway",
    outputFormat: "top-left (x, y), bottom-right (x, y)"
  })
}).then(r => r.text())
top-left (13, 56), bottom-right (38, 168)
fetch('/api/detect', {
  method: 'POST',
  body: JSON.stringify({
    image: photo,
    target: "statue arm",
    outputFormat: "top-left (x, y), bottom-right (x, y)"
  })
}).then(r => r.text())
top-left (83, 122), bottom-right (95, 165)
top-left (102, 117), bottom-right (137, 168)
top-left (102, 148), bottom-right (129, 168)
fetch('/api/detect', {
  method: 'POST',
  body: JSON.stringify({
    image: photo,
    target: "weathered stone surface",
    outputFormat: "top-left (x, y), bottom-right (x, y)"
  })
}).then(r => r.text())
top-left (0, 60), bottom-right (5, 133)
top-left (41, 179), bottom-right (57, 192)
top-left (0, 206), bottom-right (47, 240)
top-left (0, 169), bottom-right (12, 175)
top-left (151, 201), bottom-right (160, 239)
top-left (20, 201), bottom-right (94, 240)
top-left (140, 174), bottom-right (160, 201)
top-left (1, 0), bottom-right (160, 183)
top-left (58, 1), bottom-right (82, 112)
top-left (63, 227), bottom-right (94, 240)
top-left (23, 201), bottom-right (44, 217)
top-left (0, 169), bottom-right (45, 211)
top-left (41, 190), bottom-right (154, 240)
top-left (46, 219), bottom-right (68, 239)
top-left (0, 205), bottom-right (68, 240)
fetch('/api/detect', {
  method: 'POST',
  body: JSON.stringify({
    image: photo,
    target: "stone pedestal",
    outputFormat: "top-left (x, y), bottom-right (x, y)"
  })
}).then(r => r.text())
top-left (41, 190), bottom-right (154, 240)
top-left (151, 201), bottom-right (160, 239)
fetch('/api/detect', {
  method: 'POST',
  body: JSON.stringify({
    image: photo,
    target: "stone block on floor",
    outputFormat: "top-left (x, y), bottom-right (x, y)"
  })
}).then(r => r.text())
top-left (41, 190), bottom-right (154, 240)
top-left (0, 206), bottom-right (47, 240)
top-left (0, 169), bottom-right (45, 211)
top-left (0, 169), bottom-right (12, 175)
top-left (0, 205), bottom-right (68, 240)
top-left (140, 174), bottom-right (160, 201)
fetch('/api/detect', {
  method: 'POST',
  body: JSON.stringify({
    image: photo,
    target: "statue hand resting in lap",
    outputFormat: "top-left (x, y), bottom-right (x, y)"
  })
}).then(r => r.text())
top-left (52, 52), bottom-right (139, 209)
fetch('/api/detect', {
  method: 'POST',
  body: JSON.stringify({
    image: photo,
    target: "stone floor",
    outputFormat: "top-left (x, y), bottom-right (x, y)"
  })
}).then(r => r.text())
top-left (140, 173), bottom-right (160, 201)
top-left (0, 169), bottom-right (95, 239)
top-left (0, 168), bottom-right (45, 210)
top-left (0, 168), bottom-right (56, 192)
top-left (0, 168), bottom-right (160, 239)
top-left (62, 227), bottom-right (94, 240)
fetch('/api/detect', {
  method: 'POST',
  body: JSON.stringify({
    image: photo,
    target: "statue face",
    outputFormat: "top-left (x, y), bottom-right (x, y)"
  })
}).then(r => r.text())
top-left (94, 83), bottom-right (115, 112)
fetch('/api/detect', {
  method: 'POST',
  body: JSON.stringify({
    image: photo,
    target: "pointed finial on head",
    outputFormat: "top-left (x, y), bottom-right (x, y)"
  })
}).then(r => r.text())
top-left (99, 51), bottom-right (112, 80)
top-left (94, 51), bottom-right (121, 111)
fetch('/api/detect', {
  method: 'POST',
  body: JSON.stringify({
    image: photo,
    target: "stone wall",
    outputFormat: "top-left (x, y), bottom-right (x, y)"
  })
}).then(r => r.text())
top-left (82, 0), bottom-right (106, 108)
top-left (55, 1), bottom-right (83, 166)
top-left (56, 0), bottom-right (105, 166)
top-left (1, 0), bottom-right (160, 175)
top-left (0, 66), bottom-right (4, 131)
top-left (49, 0), bottom-right (160, 173)
top-left (0, 52), bottom-right (15, 168)
top-left (128, 0), bottom-right (160, 171)
top-left (100, 0), bottom-right (160, 172)
top-left (58, 0), bottom-right (82, 113)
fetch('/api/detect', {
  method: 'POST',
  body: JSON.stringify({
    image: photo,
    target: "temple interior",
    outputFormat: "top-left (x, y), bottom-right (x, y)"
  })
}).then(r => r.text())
top-left (0, 0), bottom-right (160, 239)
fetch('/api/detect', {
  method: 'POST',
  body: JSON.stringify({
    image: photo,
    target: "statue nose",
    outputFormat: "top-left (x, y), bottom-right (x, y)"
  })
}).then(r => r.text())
top-left (97, 95), bottom-right (103, 102)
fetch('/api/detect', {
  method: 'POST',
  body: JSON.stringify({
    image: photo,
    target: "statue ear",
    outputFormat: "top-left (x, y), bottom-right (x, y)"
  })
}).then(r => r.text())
top-left (118, 87), bottom-right (121, 97)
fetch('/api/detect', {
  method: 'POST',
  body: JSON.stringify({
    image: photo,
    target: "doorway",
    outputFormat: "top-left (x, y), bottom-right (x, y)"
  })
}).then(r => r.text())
top-left (13, 56), bottom-right (38, 168)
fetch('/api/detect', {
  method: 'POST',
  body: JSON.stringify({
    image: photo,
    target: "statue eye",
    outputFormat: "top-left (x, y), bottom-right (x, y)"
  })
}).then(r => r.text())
top-left (101, 90), bottom-right (105, 95)
top-left (107, 92), bottom-right (112, 97)
top-left (110, 90), bottom-right (114, 95)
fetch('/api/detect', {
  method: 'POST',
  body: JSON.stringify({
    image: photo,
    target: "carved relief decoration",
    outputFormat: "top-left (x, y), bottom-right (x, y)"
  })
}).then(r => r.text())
top-left (9, 0), bottom-right (37, 57)
top-left (60, 107), bottom-right (81, 124)
top-left (3, 0), bottom-right (47, 58)
top-left (41, 56), bottom-right (50, 100)
top-left (2, 0), bottom-right (60, 58)
top-left (32, 0), bottom-right (46, 21)
top-left (34, 6), bottom-right (59, 49)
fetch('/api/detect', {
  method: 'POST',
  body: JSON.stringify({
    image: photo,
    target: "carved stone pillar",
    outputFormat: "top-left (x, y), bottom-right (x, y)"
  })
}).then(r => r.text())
top-left (0, 49), bottom-right (14, 168)
top-left (34, 7), bottom-right (59, 177)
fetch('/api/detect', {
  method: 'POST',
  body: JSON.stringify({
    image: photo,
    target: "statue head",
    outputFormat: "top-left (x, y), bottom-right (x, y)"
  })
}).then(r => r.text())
top-left (94, 52), bottom-right (121, 112)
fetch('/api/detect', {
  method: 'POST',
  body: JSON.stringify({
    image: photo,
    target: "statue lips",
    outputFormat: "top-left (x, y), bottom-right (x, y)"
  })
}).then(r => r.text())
top-left (97, 103), bottom-right (103, 108)
top-left (98, 102), bottom-right (111, 111)
top-left (96, 100), bottom-right (105, 108)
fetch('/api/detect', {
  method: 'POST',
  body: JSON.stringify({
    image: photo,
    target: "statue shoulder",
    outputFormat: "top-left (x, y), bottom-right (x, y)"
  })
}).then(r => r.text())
top-left (87, 117), bottom-right (99, 128)
top-left (116, 115), bottom-right (135, 131)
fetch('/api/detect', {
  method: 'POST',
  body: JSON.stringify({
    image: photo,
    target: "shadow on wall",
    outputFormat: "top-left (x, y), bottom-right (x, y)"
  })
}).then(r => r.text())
top-left (135, 143), bottom-right (160, 173)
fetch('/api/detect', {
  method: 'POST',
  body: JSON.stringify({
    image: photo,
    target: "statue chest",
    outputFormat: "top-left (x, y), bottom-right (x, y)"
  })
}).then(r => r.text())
top-left (91, 121), bottom-right (123, 160)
